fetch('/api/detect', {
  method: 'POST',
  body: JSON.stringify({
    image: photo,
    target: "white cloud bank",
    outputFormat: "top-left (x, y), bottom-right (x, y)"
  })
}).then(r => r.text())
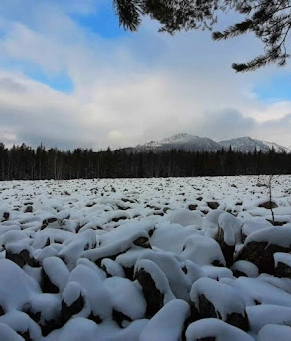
top-left (0, 0), bottom-right (291, 150)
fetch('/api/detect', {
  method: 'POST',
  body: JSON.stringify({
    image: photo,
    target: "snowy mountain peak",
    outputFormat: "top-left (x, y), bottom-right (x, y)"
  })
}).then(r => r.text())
top-left (160, 133), bottom-right (196, 144)
top-left (132, 134), bottom-right (288, 153)
top-left (219, 136), bottom-right (288, 153)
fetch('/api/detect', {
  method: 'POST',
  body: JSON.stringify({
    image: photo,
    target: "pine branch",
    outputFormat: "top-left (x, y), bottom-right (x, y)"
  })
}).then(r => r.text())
top-left (113, 0), bottom-right (143, 31)
top-left (212, 19), bottom-right (254, 40)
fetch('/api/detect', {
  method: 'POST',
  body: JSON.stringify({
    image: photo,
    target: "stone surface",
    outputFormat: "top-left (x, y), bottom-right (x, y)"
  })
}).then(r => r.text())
top-left (135, 269), bottom-right (164, 318)
top-left (236, 241), bottom-right (291, 275)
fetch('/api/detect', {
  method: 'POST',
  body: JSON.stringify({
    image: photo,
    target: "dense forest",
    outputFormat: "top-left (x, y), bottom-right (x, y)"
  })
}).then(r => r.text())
top-left (0, 142), bottom-right (290, 180)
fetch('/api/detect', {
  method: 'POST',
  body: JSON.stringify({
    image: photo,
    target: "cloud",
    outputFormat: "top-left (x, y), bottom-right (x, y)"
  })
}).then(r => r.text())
top-left (0, 1), bottom-right (291, 150)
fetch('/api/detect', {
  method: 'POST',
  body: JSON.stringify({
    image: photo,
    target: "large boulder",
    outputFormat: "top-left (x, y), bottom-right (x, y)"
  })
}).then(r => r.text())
top-left (190, 277), bottom-right (249, 331)
top-left (216, 213), bottom-right (242, 267)
top-left (185, 318), bottom-right (254, 341)
top-left (41, 257), bottom-right (69, 294)
top-left (274, 252), bottom-right (291, 278)
top-left (181, 235), bottom-right (225, 267)
top-left (140, 300), bottom-right (190, 341)
top-left (236, 227), bottom-right (291, 274)
top-left (134, 259), bottom-right (175, 318)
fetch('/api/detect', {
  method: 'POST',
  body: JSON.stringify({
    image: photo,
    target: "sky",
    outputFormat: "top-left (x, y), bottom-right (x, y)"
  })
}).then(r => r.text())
top-left (0, 0), bottom-right (291, 151)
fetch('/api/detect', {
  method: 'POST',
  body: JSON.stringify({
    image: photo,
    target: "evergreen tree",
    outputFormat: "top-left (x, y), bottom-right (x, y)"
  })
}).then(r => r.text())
top-left (113, 0), bottom-right (291, 72)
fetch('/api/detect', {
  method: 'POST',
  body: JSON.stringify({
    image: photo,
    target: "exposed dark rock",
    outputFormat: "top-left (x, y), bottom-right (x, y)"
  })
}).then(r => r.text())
top-left (188, 204), bottom-right (198, 211)
top-left (236, 241), bottom-right (291, 275)
top-left (41, 217), bottom-right (58, 230)
top-left (207, 202), bottom-right (219, 210)
top-left (111, 216), bottom-right (127, 223)
top-left (266, 219), bottom-right (287, 226)
top-left (195, 294), bottom-right (249, 331)
top-left (24, 205), bottom-right (33, 213)
top-left (211, 260), bottom-right (225, 267)
top-left (24, 306), bottom-right (62, 337)
top-left (41, 268), bottom-right (60, 294)
top-left (62, 294), bottom-right (84, 323)
top-left (6, 248), bottom-right (39, 268)
top-left (216, 226), bottom-right (235, 268)
top-left (3, 212), bottom-right (9, 220)
top-left (112, 309), bottom-right (132, 328)
top-left (275, 261), bottom-right (291, 278)
top-left (233, 270), bottom-right (248, 278)
top-left (198, 294), bottom-right (217, 319)
top-left (123, 266), bottom-right (134, 281)
top-left (133, 236), bottom-right (151, 248)
top-left (88, 313), bottom-right (102, 324)
top-left (258, 201), bottom-right (278, 209)
top-left (226, 312), bottom-right (249, 332)
top-left (18, 330), bottom-right (31, 341)
top-left (135, 269), bottom-right (164, 318)
top-left (0, 305), bottom-right (4, 316)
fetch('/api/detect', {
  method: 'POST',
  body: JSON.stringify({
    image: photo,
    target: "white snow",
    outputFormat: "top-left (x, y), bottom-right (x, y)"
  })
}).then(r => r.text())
top-left (190, 277), bottom-right (246, 320)
top-left (180, 235), bottom-right (226, 266)
top-left (104, 277), bottom-right (146, 320)
top-left (274, 252), bottom-right (291, 267)
top-left (246, 304), bottom-right (291, 332)
top-left (1, 175), bottom-right (291, 339)
top-left (0, 259), bottom-right (41, 312)
top-left (185, 318), bottom-right (254, 341)
top-left (140, 299), bottom-right (189, 341)
top-left (244, 226), bottom-right (291, 247)
top-left (257, 324), bottom-right (291, 341)
top-left (67, 264), bottom-right (112, 319)
top-left (42, 257), bottom-right (69, 291)
top-left (231, 261), bottom-right (259, 278)
top-left (134, 259), bottom-right (175, 304)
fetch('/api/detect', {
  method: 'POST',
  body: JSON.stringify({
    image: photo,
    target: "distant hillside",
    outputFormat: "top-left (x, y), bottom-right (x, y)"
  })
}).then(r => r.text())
top-left (124, 134), bottom-right (288, 153)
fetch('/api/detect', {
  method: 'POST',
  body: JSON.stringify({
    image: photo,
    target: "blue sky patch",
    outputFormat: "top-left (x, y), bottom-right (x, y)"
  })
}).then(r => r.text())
top-left (254, 73), bottom-right (291, 102)
top-left (71, 2), bottom-right (129, 39)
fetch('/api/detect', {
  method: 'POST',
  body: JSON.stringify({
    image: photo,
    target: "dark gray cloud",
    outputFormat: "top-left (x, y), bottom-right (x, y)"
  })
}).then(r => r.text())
top-left (0, 77), bottom-right (27, 93)
top-left (195, 109), bottom-right (257, 141)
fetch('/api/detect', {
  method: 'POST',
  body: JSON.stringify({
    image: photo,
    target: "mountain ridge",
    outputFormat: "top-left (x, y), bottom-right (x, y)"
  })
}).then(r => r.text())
top-left (125, 134), bottom-right (288, 153)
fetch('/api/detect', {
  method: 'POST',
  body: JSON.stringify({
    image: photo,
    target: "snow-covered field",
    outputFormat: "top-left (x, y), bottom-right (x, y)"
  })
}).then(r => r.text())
top-left (1, 175), bottom-right (291, 340)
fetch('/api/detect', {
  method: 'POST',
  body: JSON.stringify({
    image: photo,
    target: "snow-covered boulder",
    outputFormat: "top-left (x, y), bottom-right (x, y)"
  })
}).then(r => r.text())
top-left (185, 318), bottom-right (254, 341)
top-left (42, 257), bottom-right (69, 294)
top-left (170, 209), bottom-right (203, 227)
top-left (55, 317), bottom-right (104, 341)
top-left (101, 258), bottom-right (125, 278)
top-left (137, 250), bottom-right (190, 301)
top-left (216, 213), bottom-right (239, 267)
top-left (23, 293), bottom-right (62, 336)
top-left (82, 230), bottom-right (150, 266)
top-left (246, 304), bottom-right (291, 333)
top-left (241, 220), bottom-right (273, 242)
top-left (274, 252), bottom-right (291, 278)
top-left (257, 324), bottom-right (291, 341)
top-left (181, 235), bottom-right (226, 267)
top-left (62, 281), bottom-right (85, 323)
top-left (190, 277), bottom-right (249, 331)
top-left (0, 311), bottom-right (42, 341)
top-left (134, 259), bottom-right (175, 318)
top-left (140, 299), bottom-right (190, 341)
top-left (0, 259), bottom-right (41, 313)
top-left (104, 277), bottom-right (146, 326)
top-left (231, 260), bottom-right (259, 278)
top-left (6, 243), bottom-right (38, 268)
top-left (236, 227), bottom-right (291, 274)
top-left (66, 264), bottom-right (112, 321)
top-left (0, 322), bottom-right (23, 341)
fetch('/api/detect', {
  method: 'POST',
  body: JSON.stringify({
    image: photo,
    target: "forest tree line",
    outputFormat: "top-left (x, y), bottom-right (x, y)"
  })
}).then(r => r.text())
top-left (0, 142), bottom-right (290, 180)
